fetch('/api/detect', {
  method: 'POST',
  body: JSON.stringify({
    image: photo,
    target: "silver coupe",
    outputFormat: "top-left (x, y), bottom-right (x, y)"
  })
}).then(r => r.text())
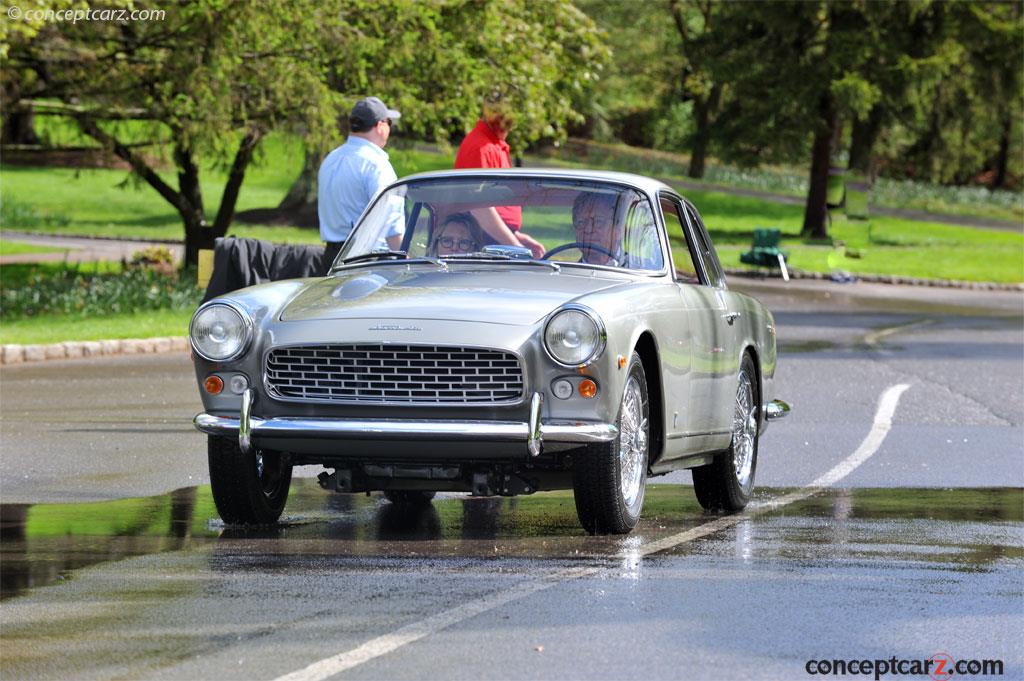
top-left (191, 169), bottom-right (790, 534)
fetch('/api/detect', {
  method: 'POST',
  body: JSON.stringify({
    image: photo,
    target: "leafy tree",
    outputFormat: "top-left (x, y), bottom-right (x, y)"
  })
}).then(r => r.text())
top-left (705, 2), bottom-right (969, 238)
top-left (574, 0), bottom-right (680, 146)
top-left (666, 0), bottom-right (724, 178)
top-left (4, 0), bottom-right (340, 265)
top-left (3, 0), bottom-right (607, 264)
top-left (888, 2), bottom-right (1023, 188)
top-left (275, 0), bottom-right (609, 222)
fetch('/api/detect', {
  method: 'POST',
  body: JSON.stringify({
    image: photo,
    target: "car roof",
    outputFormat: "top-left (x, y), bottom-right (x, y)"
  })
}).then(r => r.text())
top-left (399, 167), bottom-right (676, 197)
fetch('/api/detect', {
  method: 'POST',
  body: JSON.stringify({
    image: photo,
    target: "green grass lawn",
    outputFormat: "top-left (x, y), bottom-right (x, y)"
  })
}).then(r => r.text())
top-left (0, 308), bottom-right (192, 345)
top-left (0, 260), bottom-right (123, 287)
top-left (539, 138), bottom-right (1024, 224)
top-left (1, 137), bottom-right (1021, 283)
top-left (0, 139), bottom-right (448, 244)
top-left (1, 132), bottom-right (307, 238)
top-left (0, 240), bottom-right (65, 256)
top-left (681, 188), bottom-right (1024, 283)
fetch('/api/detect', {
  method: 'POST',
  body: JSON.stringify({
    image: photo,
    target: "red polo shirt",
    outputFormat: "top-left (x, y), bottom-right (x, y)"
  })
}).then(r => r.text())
top-left (454, 119), bottom-right (522, 229)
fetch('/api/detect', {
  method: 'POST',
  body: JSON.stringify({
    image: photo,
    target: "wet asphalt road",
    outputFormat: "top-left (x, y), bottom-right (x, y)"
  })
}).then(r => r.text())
top-left (1, 278), bottom-right (1022, 680)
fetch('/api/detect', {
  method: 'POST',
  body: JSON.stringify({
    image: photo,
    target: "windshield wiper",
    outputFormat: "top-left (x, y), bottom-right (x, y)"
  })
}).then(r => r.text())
top-left (337, 250), bottom-right (408, 266)
top-left (440, 253), bottom-right (560, 272)
top-left (417, 256), bottom-right (448, 272)
top-left (442, 252), bottom-right (512, 261)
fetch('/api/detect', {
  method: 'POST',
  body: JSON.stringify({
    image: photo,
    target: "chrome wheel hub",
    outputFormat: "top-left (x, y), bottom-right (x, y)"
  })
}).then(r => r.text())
top-left (619, 376), bottom-right (648, 510)
top-left (255, 450), bottom-right (286, 499)
top-left (731, 370), bottom-right (757, 491)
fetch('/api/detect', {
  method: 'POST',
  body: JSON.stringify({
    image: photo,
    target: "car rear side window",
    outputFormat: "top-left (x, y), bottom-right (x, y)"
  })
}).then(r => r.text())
top-left (659, 195), bottom-right (703, 285)
top-left (684, 204), bottom-right (725, 288)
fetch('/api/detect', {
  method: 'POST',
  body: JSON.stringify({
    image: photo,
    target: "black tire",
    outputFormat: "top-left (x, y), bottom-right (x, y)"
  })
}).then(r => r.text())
top-left (383, 490), bottom-right (436, 506)
top-left (208, 435), bottom-right (292, 525)
top-left (692, 353), bottom-right (759, 512)
top-left (573, 352), bottom-right (650, 535)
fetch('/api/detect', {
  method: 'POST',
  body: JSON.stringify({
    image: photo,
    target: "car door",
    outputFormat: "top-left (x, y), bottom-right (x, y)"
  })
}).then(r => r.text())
top-left (659, 193), bottom-right (732, 456)
top-left (682, 200), bottom-right (740, 434)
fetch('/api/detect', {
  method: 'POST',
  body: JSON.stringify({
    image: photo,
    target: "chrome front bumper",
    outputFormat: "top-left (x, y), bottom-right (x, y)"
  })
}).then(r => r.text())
top-left (194, 390), bottom-right (617, 457)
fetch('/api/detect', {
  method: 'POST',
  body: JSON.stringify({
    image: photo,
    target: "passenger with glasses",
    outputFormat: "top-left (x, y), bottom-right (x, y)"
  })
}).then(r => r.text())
top-left (431, 213), bottom-right (483, 256)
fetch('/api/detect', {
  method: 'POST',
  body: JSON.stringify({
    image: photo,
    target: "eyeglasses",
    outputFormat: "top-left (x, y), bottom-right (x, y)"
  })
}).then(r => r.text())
top-left (436, 236), bottom-right (478, 251)
top-left (380, 118), bottom-right (392, 129)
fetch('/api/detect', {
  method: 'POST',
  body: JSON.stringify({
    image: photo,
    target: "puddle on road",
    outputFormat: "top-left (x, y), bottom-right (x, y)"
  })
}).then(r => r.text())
top-left (778, 340), bottom-right (841, 354)
top-left (2, 482), bottom-right (1021, 600)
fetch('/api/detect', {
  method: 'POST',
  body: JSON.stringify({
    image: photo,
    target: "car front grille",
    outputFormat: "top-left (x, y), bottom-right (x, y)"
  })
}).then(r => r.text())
top-left (265, 344), bottom-right (525, 404)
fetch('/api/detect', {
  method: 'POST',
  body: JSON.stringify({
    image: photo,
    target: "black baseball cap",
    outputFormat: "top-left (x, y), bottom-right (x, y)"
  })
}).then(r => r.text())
top-left (350, 97), bottom-right (401, 130)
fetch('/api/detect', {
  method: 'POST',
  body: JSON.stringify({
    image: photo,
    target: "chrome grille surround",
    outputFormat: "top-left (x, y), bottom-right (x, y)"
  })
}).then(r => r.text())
top-left (264, 343), bottom-right (526, 405)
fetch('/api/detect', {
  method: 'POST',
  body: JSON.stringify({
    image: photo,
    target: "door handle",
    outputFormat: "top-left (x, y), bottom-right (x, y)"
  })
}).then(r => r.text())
top-left (722, 311), bottom-right (741, 325)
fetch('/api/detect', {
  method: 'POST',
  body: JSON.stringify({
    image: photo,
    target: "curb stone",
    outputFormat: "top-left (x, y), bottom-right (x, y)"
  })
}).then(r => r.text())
top-left (1, 336), bottom-right (189, 365)
top-left (1, 230), bottom-right (182, 246)
top-left (723, 267), bottom-right (1024, 292)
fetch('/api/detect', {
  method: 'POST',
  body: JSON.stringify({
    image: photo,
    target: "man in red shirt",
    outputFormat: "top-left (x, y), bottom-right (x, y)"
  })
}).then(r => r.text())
top-left (454, 94), bottom-right (545, 258)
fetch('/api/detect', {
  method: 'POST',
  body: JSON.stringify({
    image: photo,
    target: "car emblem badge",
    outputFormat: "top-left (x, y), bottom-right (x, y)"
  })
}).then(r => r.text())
top-left (368, 324), bottom-right (422, 331)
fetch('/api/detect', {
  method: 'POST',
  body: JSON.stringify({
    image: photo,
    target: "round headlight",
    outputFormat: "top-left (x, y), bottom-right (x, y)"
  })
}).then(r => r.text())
top-left (190, 303), bottom-right (251, 361)
top-left (544, 307), bottom-right (605, 367)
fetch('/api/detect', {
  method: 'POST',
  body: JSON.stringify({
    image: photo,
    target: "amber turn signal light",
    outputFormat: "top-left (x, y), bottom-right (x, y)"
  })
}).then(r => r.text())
top-left (204, 375), bottom-right (224, 395)
top-left (579, 378), bottom-right (598, 398)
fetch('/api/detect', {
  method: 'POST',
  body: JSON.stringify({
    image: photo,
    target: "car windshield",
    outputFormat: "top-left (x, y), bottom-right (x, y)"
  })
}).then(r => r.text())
top-left (335, 177), bottom-right (665, 272)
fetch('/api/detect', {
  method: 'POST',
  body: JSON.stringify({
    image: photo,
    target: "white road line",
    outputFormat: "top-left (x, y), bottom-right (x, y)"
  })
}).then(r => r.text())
top-left (272, 383), bottom-right (911, 681)
top-left (863, 319), bottom-right (933, 347)
top-left (272, 566), bottom-right (601, 681)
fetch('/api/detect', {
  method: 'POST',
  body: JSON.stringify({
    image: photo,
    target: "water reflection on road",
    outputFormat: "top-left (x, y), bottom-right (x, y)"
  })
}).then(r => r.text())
top-left (3, 482), bottom-right (1021, 601)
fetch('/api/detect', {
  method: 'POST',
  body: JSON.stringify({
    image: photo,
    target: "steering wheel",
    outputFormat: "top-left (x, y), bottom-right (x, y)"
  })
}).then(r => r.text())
top-left (542, 242), bottom-right (619, 265)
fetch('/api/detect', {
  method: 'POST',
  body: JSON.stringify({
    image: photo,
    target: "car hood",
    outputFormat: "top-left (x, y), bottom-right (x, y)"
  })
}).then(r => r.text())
top-left (278, 265), bottom-right (629, 326)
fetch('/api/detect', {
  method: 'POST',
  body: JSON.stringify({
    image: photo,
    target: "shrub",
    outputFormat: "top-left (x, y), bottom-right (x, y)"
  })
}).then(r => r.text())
top-left (126, 246), bottom-right (177, 276)
top-left (0, 263), bottom-right (202, 320)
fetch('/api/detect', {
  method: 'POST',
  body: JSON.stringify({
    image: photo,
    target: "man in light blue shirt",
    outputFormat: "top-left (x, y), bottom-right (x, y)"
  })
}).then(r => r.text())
top-left (318, 97), bottom-right (405, 268)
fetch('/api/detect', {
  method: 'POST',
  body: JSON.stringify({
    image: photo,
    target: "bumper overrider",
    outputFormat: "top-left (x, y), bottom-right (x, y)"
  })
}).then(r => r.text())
top-left (194, 390), bottom-right (618, 458)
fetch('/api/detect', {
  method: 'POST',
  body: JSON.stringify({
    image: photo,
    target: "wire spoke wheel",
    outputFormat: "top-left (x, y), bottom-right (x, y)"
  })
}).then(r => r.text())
top-left (691, 353), bottom-right (760, 512)
top-left (573, 352), bottom-right (650, 534)
top-left (619, 376), bottom-right (648, 510)
top-left (731, 371), bottom-right (757, 491)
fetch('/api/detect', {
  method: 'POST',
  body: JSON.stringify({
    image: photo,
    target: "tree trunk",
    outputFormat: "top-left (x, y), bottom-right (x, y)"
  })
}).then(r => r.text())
top-left (184, 218), bottom-right (217, 268)
top-left (848, 105), bottom-right (883, 180)
top-left (172, 144), bottom-right (214, 267)
top-left (991, 110), bottom-right (1011, 190)
top-left (277, 146), bottom-right (322, 212)
top-left (213, 131), bottom-right (262, 235)
top-left (174, 143), bottom-right (206, 226)
top-left (2, 109), bottom-right (40, 145)
top-left (802, 95), bottom-right (838, 240)
top-left (688, 85), bottom-right (721, 180)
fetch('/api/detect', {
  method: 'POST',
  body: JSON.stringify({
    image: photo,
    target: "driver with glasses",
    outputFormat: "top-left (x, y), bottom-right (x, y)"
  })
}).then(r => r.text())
top-left (570, 191), bottom-right (663, 269)
top-left (572, 192), bottom-right (623, 266)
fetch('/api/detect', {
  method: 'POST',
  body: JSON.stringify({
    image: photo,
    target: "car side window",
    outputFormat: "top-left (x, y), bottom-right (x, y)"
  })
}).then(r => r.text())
top-left (659, 195), bottom-right (703, 285)
top-left (622, 198), bottom-right (664, 271)
top-left (684, 204), bottom-right (725, 288)
top-left (404, 202), bottom-right (434, 257)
